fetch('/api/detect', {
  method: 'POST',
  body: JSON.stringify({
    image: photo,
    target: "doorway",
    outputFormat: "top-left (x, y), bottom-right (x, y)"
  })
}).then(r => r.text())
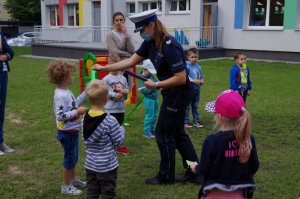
top-left (202, 1), bottom-right (218, 46)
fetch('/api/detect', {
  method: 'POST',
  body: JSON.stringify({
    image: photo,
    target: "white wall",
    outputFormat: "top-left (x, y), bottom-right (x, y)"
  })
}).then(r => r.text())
top-left (41, 1), bottom-right (47, 26)
top-left (124, 0), bottom-right (202, 28)
top-left (83, 2), bottom-right (93, 27)
top-left (123, 0), bottom-right (202, 47)
top-left (218, 0), bottom-right (300, 53)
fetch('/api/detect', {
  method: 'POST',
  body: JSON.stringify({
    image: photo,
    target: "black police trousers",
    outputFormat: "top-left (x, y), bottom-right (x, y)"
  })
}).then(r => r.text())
top-left (155, 86), bottom-right (199, 183)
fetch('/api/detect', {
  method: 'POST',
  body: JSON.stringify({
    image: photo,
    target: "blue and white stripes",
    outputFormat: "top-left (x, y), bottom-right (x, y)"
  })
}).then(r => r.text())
top-left (84, 114), bottom-right (124, 173)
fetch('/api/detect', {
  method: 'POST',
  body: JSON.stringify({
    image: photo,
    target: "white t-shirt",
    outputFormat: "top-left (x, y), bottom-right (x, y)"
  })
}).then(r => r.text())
top-left (112, 31), bottom-right (125, 41)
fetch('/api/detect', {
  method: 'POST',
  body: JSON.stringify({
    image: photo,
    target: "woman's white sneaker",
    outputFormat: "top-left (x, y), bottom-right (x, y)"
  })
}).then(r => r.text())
top-left (0, 143), bottom-right (14, 153)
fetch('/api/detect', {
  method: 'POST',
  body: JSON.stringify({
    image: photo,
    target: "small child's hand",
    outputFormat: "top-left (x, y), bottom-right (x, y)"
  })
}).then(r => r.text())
top-left (114, 93), bottom-right (123, 100)
top-left (120, 89), bottom-right (128, 95)
top-left (247, 90), bottom-right (251, 96)
top-left (76, 107), bottom-right (88, 115)
top-left (199, 80), bottom-right (204, 85)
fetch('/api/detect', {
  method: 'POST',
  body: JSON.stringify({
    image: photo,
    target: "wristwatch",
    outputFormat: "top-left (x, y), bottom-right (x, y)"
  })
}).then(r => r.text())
top-left (155, 81), bottom-right (160, 89)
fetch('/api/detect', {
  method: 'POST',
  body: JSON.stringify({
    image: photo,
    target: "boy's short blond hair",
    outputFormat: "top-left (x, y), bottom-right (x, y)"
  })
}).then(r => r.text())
top-left (48, 59), bottom-right (75, 84)
top-left (86, 80), bottom-right (108, 106)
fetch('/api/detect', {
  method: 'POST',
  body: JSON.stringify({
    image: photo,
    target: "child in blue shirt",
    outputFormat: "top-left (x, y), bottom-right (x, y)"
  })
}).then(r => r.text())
top-left (138, 59), bottom-right (158, 138)
top-left (48, 60), bottom-right (88, 195)
top-left (230, 52), bottom-right (252, 103)
top-left (184, 48), bottom-right (204, 128)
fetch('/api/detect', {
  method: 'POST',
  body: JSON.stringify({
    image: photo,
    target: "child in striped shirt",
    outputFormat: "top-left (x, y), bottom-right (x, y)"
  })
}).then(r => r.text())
top-left (82, 79), bottom-right (124, 199)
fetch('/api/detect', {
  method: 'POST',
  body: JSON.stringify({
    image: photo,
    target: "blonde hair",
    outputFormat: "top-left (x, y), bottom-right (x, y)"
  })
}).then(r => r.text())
top-left (214, 109), bottom-right (252, 163)
top-left (152, 19), bottom-right (169, 52)
top-left (108, 53), bottom-right (120, 64)
top-left (48, 60), bottom-right (75, 84)
top-left (85, 80), bottom-right (108, 106)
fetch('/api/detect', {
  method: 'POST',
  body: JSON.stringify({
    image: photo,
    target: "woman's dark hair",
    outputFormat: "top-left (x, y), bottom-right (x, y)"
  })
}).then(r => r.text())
top-left (112, 12), bottom-right (125, 23)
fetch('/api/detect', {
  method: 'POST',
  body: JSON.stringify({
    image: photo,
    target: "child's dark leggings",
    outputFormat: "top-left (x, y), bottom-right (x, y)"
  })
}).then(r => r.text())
top-left (238, 90), bottom-right (248, 103)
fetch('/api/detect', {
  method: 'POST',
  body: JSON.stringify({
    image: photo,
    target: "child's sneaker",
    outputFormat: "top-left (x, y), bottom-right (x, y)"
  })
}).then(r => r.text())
top-left (117, 146), bottom-right (130, 155)
top-left (0, 150), bottom-right (4, 156)
top-left (61, 184), bottom-right (82, 195)
top-left (150, 131), bottom-right (155, 137)
top-left (144, 132), bottom-right (155, 138)
top-left (71, 178), bottom-right (86, 188)
top-left (193, 122), bottom-right (204, 128)
top-left (184, 123), bottom-right (193, 128)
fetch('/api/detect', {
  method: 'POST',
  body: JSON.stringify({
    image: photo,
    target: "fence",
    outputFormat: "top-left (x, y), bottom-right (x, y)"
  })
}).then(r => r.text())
top-left (33, 26), bottom-right (223, 48)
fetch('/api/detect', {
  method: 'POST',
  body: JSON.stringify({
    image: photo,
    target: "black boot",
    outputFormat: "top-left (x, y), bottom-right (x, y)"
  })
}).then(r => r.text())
top-left (145, 176), bottom-right (174, 185)
top-left (175, 169), bottom-right (202, 184)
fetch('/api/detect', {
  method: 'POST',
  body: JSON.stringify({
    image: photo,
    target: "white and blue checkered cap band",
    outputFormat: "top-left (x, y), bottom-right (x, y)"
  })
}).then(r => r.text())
top-left (205, 101), bottom-right (216, 113)
top-left (135, 14), bottom-right (157, 29)
top-left (205, 90), bottom-right (232, 113)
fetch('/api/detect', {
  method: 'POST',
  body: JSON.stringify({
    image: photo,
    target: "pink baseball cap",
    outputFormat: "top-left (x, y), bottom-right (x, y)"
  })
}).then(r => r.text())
top-left (205, 90), bottom-right (245, 118)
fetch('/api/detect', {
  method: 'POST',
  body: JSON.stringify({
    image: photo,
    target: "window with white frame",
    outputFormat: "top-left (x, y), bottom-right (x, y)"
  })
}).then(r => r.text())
top-left (140, 1), bottom-right (162, 12)
top-left (248, 0), bottom-right (285, 27)
top-left (127, 2), bottom-right (136, 14)
top-left (169, 0), bottom-right (190, 12)
top-left (66, 4), bottom-right (79, 26)
top-left (49, 5), bottom-right (59, 26)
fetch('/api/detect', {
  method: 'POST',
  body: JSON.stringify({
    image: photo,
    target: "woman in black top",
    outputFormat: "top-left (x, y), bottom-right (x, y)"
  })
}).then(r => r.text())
top-left (92, 9), bottom-right (200, 184)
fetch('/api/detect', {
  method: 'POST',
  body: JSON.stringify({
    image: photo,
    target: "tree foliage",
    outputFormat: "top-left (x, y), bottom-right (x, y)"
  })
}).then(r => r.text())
top-left (4, 0), bottom-right (41, 22)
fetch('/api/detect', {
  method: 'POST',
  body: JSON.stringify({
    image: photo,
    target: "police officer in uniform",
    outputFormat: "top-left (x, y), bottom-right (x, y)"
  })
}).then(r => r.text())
top-left (92, 9), bottom-right (201, 185)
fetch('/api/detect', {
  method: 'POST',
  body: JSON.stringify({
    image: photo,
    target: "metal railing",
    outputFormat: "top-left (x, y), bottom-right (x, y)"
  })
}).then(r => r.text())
top-left (33, 26), bottom-right (223, 48)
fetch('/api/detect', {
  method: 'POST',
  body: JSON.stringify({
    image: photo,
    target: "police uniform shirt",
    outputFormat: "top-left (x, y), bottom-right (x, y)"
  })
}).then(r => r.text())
top-left (136, 35), bottom-right (187, 84)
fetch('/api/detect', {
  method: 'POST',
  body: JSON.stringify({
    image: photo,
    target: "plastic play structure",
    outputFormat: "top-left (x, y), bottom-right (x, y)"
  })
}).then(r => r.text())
top-left (79, 53), bottom-right (137, 105)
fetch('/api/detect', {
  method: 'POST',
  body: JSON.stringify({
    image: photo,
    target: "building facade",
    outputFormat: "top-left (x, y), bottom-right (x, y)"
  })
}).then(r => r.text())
top-left (38, 0), bottom-right (300, 60)
top-left (41, 0), bottom-right (208, 28)
top-left (218, 0), bottom-right (300, 53)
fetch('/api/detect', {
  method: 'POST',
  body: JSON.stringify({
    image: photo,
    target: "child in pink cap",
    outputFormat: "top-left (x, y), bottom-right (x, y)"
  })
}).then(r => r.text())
top-left (190, 90), bottom-right (260, 199)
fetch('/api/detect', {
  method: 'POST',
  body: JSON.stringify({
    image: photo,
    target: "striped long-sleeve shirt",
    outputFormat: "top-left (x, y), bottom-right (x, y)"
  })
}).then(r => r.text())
top-left (82, 112), bottom-right (124, 173)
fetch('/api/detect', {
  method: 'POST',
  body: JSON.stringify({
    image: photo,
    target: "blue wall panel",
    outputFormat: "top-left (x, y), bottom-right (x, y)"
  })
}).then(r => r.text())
top-left (234, 0), bottom-right (244, 29)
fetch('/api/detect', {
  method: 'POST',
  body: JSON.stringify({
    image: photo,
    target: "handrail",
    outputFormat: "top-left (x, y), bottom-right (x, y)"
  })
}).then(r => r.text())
top-left (33, 26), bottom-right (223, 48)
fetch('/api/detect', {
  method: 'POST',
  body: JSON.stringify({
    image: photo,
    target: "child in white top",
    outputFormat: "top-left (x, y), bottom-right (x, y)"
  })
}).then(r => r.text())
top-left (48, 60), bottom-right (88, 195)
top-left (102, 54), bottom-right (130, 155)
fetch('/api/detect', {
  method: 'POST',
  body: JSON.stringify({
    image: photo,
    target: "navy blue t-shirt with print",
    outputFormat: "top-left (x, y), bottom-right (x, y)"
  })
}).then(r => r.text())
top-left (136, 35), bottom-right (189, 91)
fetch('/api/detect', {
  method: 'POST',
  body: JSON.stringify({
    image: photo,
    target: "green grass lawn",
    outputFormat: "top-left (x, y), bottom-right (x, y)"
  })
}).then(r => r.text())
top-left (0, 47), bottom-right (299, 199)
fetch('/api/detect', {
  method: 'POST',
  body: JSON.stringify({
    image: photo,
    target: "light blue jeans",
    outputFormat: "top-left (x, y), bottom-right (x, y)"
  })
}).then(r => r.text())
top-left (185, 89), bottom-right (200, 124)
top-left (143, 97), bottom-right (158, 133)
top-left (0, 72), bottom-right (8, 144)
